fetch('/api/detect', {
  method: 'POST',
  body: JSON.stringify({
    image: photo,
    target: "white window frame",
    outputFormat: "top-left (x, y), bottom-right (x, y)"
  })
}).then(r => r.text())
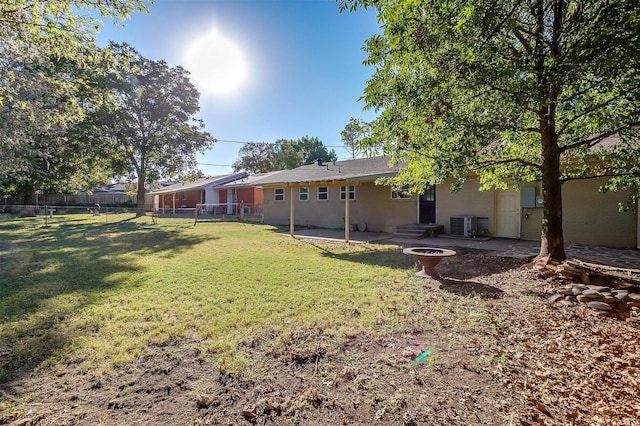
top-left (317, 186), bottom-right (328, 201)
top-left (391, 185), bottom-right (412, 199)
top-left (340, 185), bottom-right (356, 201)
top-left (299, 187), bottom-right (309, 201)
top-left (274, 188), bottom-right (285, 202)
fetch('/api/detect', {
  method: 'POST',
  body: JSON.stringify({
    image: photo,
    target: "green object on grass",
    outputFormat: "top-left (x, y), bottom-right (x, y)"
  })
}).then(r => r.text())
top-left (412, 346), bottom-right (435, 364)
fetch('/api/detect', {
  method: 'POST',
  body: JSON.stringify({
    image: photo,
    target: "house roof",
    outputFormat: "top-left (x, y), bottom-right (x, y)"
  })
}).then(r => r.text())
top-left (217, 171), bottom-right (282, 189)
top-left (149, 172), bottom-right (249, 195)
top-left (252, 156), bottom-right (401, 186)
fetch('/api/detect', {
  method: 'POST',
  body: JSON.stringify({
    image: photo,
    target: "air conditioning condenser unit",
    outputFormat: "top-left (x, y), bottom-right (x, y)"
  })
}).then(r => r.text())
top-left (450, 215), bottom-right (477, 237)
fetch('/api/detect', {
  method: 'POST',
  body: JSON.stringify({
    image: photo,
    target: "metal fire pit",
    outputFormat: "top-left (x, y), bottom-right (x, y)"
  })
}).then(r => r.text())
top-left (403, 247), bottom-right (457, 279)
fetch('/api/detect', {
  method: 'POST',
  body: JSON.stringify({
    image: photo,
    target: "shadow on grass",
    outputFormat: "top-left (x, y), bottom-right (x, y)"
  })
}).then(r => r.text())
top-left (302, 240), bottom-right (414, 270)
top-left (0, 217), bottom-right (211, 383)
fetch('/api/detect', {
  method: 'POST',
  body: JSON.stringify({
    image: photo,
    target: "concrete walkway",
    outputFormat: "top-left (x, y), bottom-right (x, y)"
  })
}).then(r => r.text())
top-left (287, 229), bottom-right (640, 271)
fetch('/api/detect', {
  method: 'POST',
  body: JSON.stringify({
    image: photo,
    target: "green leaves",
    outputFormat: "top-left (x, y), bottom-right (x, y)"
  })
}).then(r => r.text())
top-left (81, 43), bottom-right (215, 212)
top-left (0, 1), bottom-right (151, 196)
top-left (232, 137), bottom-right (338, 173)
top-left (345, 0), bottom-right (640, 258)
top-left (349, 0), bottom-right (640, 190)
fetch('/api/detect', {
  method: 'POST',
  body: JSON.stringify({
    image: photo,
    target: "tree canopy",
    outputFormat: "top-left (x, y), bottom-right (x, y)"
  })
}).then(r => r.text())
top-left (0, 54), bottom-right (112, 201)
top-left (233, 136), bottom-right (338, 173)
top-left (0, 0), bottom-right (150, 198)
top-left (91, 43), bottom-right (215, 215)
top-left (341, 0), bottom-right (640, 260)
top-left (341, 117), bottom-right (369, 159)
top-left (232, 142), bottom-right (274, 174)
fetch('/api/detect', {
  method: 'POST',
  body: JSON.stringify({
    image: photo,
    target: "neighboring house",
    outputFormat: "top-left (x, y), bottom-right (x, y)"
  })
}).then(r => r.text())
top-left (254, 156), bottom-right (639, 248)
top-left (148, 172), bottom-right (279, 216)
top-left (149, 172), bottom-right (250, 212)
top-left (215, 171), bottom-right (281, 216)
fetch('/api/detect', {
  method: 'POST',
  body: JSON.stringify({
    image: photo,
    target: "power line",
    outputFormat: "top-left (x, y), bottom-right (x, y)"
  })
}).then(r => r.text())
top-left (215, 139), bottom-right (346, 149)
top-left (197, 163), bottom-right (233, 167)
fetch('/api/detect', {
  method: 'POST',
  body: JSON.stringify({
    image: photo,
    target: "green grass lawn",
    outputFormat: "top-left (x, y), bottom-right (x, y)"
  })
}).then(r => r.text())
top-left (0, 214), bottom-right (425, 381)
top-left (4, 214), bottom-right (639, 425)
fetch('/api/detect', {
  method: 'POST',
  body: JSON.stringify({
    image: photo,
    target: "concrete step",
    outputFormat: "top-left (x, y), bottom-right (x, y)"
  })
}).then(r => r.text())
top-left (393, 232), bottom-right (425, 240)
top-left (395, 223), bottom-right (444, 239)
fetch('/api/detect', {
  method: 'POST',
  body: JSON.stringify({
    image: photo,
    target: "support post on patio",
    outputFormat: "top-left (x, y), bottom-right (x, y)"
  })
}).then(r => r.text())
top-left (290, 186), bottom-right (295, 237)
top-left (344, 185), bottom-right (350, 243)
top-left (172, 193), bottom-right (176, 215)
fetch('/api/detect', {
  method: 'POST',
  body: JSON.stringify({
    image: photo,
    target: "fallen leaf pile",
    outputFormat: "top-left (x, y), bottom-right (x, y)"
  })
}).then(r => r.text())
top-left (484, 262), bottom-right (640, 425)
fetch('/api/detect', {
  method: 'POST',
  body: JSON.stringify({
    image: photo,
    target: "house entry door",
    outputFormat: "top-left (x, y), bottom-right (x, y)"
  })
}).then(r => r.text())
top-left (496, 189), bottom-right (521, 238)
top-left (419, 186), bottom-right (436, 224)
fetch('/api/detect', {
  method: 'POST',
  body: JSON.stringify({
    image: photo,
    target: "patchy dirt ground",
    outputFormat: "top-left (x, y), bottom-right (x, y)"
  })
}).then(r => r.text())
top-left (2, 248), bottom-right (639, 425)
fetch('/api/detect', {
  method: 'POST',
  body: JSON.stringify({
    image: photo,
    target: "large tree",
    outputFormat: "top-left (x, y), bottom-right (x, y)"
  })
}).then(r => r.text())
top-left (270, 139), bottom-right (305, 170)
top-left (0, 54), bottom-right (113, 201)
top-left (232, 142), bottom-right (273, 173)
top-left (341, 117), bottom-right (368, 159)
top-left (0, 0), bottom-right (150, 197)
top-left (233, 137), bottom-right (338, 173)
top-left (94, 43), bottom-right (215, 216)
top-left (341, 0), bottom-right (640, 261)
top-left (297, 135), bottom-right (338, 165)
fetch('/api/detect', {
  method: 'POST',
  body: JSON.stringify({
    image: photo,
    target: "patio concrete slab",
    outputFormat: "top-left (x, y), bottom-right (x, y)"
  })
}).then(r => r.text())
top-left (286, 228), bottom-right (393, 243)
top-left (286, 229), bottom-right (640, 271)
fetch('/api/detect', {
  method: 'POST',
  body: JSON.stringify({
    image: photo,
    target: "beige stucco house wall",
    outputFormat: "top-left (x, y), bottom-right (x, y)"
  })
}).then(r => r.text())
top-left (255, 156), bottom-right (637, 248)
top-left (436, 177), bottom-right (637, 248)
top-left (435, 178), bottom-right (495, 230)
top-left (262, 181), bottom-right (417, 233)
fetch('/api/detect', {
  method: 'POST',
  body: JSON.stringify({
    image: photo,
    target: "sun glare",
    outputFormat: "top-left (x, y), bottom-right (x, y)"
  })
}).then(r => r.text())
top-left (185, 27), bottom-right (247, 94)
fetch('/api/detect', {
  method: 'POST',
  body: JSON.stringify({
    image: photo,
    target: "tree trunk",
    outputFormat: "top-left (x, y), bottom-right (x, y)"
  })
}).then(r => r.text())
top-left (539, 117), bottom-right (566, 261)
top-left (537, 0), bottom-right (566, 262)
top-left (136, 174), bottom-right (146, 217)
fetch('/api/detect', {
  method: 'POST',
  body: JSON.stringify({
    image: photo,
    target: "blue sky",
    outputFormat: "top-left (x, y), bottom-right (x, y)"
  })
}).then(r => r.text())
top-left (98, 0), bottom-right (380, 175)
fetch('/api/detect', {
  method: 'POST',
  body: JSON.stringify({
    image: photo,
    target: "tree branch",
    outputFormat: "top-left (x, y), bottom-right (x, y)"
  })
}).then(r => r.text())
top-left (557, 94), bottom-right (625, 135)
top-left (559, 127), bottom-right (638, 153)
top-left (467, 157), bottom-right (542, 171)
top-left (561, 171), bottom-right (640, 183)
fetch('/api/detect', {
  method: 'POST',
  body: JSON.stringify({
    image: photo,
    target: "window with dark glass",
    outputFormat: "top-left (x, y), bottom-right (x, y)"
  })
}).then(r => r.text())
top-left (340, 185), bottom-right (355, 200)
top-left (317, 187), bottom-right (328, 201)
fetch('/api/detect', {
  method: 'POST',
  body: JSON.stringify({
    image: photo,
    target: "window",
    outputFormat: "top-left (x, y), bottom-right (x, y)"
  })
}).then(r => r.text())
top-left (391, 185), bottom-right (412, 199)
top-left (299, 187), bottom-right (309, 201)
top-left (340, 185), bottom-right (355, 201)
top-left (317, 186), bottom-right (328, 201)
top-left (424, 185), bottom-right (435, 201)
top-left (274, 188), bottom-right (285, 201)
top-left (182, 191), bottom-right (187, 200)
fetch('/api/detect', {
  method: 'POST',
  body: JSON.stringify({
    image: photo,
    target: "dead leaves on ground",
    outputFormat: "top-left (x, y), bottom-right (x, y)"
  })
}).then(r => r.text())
top-left (490, 260), bottom-right (640, 425)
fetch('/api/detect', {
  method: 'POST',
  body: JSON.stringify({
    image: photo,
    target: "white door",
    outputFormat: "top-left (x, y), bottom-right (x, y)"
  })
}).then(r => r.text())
top-left (496, 189), bottom-right (521, 238)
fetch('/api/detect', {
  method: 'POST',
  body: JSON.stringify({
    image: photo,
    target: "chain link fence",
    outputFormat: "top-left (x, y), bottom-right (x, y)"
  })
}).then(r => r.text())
top-left (0, 204), bottom-right (141, 225)
top-left (194, 203), bottom-right (263, 224)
